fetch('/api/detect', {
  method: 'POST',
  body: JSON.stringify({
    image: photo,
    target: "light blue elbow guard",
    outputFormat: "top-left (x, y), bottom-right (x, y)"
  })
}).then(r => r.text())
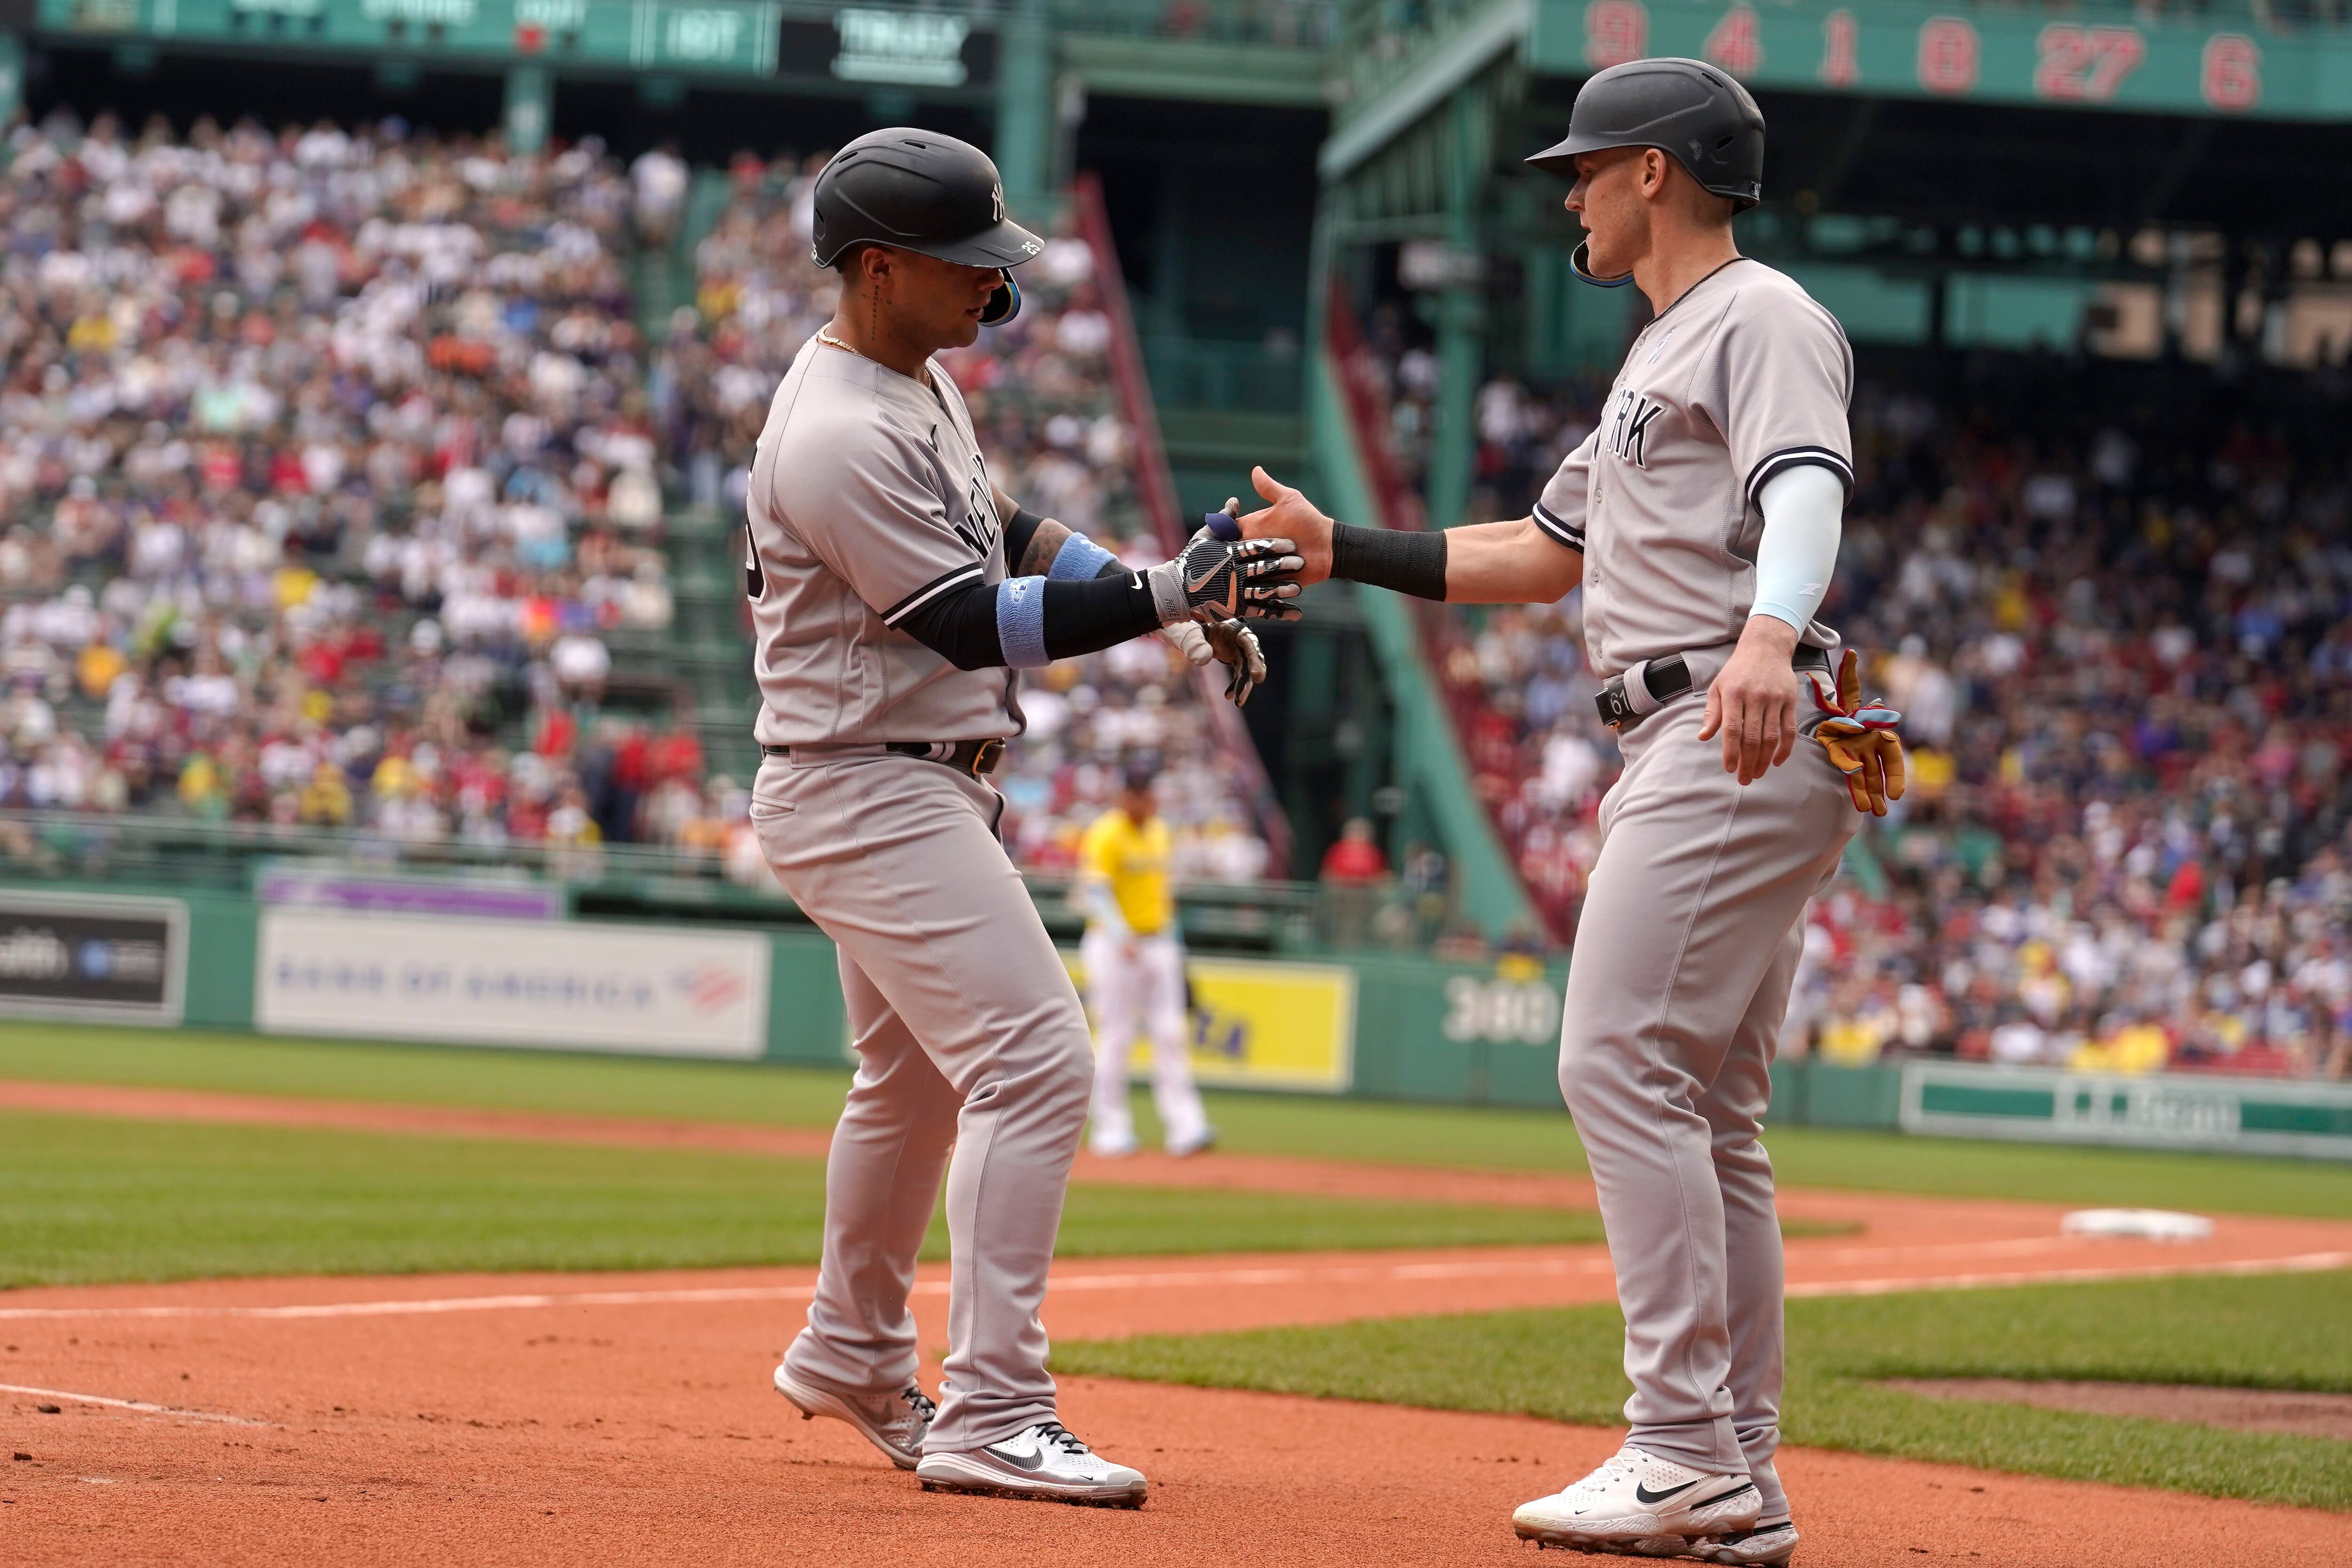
top-left (1048, 532), bottom-right (1119, 581)
top-left (995, 575), bottom-right (1050, 668)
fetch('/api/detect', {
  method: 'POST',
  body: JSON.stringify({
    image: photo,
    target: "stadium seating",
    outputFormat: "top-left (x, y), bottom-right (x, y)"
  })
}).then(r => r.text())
top-left (1348, 302), bottom-right (2352, 1079)
top-left (0, 115), bottom-right (1269, 884)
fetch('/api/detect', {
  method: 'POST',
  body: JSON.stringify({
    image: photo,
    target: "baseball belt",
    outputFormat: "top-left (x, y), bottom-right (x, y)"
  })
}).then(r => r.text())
top-left (761, 740), bottom-right (1005, 777)
top-left (1595, 642), bottom-right (1832, 731)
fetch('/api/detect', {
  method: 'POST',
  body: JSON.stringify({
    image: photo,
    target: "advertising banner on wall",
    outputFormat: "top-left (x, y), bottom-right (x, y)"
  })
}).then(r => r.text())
top-left (257, 909), bottom-right (769, 1059)
top-left (0, 890), bottom-right (186, 1024)
top-left (1064, 952), bottom-right (1357, 1093)
top-left (1899, 1062), bottom-right (2352, 1160)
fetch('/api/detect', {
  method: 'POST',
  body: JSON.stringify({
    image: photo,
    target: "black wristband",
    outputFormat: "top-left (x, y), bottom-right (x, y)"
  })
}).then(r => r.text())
top-left (1331, 522), bottom-right (1448, 601)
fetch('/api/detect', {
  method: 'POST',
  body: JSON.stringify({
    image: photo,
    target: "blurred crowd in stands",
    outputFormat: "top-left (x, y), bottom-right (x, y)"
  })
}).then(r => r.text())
top-left (661, 154), bottom-right (1271, 883)
top-left (0, 114), bottom-right (1270, 885)
top-left (1351, 298), bottom-right (2352, 1078)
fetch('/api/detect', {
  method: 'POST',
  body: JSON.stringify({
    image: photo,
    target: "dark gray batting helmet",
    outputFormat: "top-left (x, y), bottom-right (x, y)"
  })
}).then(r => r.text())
top-left (810, 128), bottom-right (1042, 325)
top-left (1525, 57), bottom-right (1766, 209)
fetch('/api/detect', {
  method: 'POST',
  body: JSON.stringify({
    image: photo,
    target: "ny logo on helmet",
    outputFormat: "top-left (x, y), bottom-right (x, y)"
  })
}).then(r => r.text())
top-left (991, 183), bottom-right (1004, 221)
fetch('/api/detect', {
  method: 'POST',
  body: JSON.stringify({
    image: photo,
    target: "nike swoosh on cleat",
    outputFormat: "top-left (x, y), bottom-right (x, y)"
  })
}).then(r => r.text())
top-left (1632, 1479), bottom-right (1702, 1505)
top-left (982, 1445), bottom-right (1046, 1472)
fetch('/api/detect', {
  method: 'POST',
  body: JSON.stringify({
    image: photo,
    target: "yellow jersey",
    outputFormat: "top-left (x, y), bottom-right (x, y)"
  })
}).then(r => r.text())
top-left (1078, 808), bottom-right (1174, 936)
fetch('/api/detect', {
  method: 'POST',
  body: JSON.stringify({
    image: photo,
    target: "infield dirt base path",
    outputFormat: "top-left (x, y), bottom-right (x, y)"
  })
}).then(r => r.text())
top-left (4, 1084), bottom-right (2352, 1563)
top-left (5, 1257), bottom-right (2352, 1568)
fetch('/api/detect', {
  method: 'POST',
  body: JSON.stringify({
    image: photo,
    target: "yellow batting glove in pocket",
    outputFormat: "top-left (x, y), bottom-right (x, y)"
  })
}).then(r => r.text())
top-left (1807, 649), bottom-right (1907, 817)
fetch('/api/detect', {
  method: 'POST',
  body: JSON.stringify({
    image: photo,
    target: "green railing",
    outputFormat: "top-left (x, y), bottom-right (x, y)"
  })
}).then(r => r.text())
top-left (0, 810), bottom-right (1448, 958)
top-left (1140, 334), bottom-right (1309, 414)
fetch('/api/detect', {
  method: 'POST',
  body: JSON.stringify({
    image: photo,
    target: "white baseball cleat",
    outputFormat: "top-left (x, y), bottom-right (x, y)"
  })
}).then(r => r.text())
top-left (1167, 1125), bottom-right (1218, 1158)
top-left (773, 1365), bottom-right (937, 1470)
top-left (915, 1420), bottom-right (1149, 1507)
top-left (1692, 1518), bottom-right (1799, 1565)
top-left (1512, 1446), bottom-right (1761, 1553)
top-left (1089, 1133), bottom-right (1140, 1159)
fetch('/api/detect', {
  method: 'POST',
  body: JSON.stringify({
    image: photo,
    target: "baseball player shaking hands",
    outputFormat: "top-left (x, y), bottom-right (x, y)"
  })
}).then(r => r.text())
top-left (1241, 62), bottom-right (1903, 1564)
top-left (747, 130), bottom-right (1300, 1508)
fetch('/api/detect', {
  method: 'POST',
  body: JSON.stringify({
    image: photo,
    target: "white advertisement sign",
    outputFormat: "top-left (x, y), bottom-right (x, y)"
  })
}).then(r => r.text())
top-left (257, 910), bottom-right (769, 1059)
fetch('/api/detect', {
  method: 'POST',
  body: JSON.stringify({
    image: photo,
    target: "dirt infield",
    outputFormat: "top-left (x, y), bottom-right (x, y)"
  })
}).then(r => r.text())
top-left (5, 1082), bottom-right (2352, 1562)
top-left (6, 1252), bottom-right (2352, 1566)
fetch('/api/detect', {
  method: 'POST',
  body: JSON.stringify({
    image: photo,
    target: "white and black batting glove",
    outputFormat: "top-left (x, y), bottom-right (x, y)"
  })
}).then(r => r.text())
top-left (1201, 617), bottom-right (1266, 707)
top-left (1144, 527), bottom-right (1304, 625)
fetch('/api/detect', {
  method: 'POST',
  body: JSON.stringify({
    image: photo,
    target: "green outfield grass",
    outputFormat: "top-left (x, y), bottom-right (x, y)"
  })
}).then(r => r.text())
top-left (4, 1022), bottom-right (2350, 1218)
top-left (0, 1109), bottom-right (1608, 1289)
top-left (1053, 1270), bottom-right (2352, 1511)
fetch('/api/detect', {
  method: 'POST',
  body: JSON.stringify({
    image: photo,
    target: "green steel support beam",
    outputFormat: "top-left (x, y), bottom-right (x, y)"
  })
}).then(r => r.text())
top-left (1310, 353), bottom-right (1537, 941)
top-left (0, 32), bottom-right (20, 127)
top-left (994, 0), bottom-right (1054, 211)
top-left (1425, 85), bottom-right (1489, 531)
top-left (1320, 0), bottom-right (1527, 180)
top-left (503, 64), bottom-right (551, 156)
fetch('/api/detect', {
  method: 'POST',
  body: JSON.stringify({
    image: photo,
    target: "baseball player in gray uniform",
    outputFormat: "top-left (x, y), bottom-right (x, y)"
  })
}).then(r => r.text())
top-left (1242, 61), bottom-right (1902, 1563)
top-left (747, 130), bottom-right (1301, 1507)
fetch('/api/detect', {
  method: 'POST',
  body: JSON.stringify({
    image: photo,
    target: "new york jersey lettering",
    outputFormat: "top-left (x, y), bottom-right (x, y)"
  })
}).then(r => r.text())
top-left (1608, 387), bottom-right (1666, 468)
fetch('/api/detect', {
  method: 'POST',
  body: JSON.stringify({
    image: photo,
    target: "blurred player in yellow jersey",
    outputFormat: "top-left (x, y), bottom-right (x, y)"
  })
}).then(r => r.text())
top-left (1078, 761), bottom-right (1215, 1159)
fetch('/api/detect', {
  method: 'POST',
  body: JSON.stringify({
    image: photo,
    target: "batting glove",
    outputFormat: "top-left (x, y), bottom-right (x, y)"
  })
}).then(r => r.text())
top-left (1143, 524), bottom-right (1303, 625)
top-left (1808, 648), bottom-right (1907, 816)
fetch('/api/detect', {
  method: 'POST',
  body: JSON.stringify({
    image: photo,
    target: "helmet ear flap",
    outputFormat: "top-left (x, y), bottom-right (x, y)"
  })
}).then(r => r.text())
top-left (979, 271), bottom-right (1021, 326)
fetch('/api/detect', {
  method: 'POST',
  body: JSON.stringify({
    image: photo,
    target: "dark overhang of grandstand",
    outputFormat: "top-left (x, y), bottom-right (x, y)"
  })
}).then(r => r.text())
top-left (1313, 0), bottom-right (2352, 530)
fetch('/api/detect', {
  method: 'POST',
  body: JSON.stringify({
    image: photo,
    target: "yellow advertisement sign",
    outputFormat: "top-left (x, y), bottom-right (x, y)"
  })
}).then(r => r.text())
top-left (1062, 952), bottom-right (1356, 1093)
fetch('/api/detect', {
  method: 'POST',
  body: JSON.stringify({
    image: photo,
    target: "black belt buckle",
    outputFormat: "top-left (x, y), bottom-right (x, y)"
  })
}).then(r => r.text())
top-left (968, 738), bottom-right (1005, 777)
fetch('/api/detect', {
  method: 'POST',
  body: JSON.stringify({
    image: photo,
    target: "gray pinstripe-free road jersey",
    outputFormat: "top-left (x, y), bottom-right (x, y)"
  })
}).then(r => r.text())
top-left (746, 336), bottom-right (1094, 1452)
top-left (1534, 258), bottom-right (1860, 1521)
top-left (746, 334), bottom-right (1018, 745)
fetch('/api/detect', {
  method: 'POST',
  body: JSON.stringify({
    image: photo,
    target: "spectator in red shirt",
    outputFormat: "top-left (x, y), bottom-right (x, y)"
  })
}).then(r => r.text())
top-left (1319, 817), bottom-right (1390, 884)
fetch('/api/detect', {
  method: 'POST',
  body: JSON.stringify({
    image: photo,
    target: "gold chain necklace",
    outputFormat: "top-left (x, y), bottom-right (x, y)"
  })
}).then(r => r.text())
top-left (815, 327), bottom-right (860, 357)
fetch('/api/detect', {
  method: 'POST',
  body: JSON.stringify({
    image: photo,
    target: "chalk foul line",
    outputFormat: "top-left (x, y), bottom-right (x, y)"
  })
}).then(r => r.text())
top-left (1, 1249), bottom-right (2346, 1325)
top-left (0, 1381), bottom-right (268, 1426)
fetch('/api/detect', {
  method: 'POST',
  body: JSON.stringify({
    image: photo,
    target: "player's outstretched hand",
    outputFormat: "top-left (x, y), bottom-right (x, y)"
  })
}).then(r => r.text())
top-left (1236, 466), bottom-right (1335, 585)
top-left (1700, 616), bottom-right (1801, 785)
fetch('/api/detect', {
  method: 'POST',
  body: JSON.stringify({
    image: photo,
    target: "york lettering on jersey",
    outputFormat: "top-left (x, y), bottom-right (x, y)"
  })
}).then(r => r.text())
top-left (1607, 386), bottom-right (1666, 469)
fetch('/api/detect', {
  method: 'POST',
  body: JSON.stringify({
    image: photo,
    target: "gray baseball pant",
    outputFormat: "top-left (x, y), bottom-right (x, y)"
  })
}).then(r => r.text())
top-left (752, 749), bottom-right (1095, 1453)
top-left (1559, 697), bottom-right (1856, 1520)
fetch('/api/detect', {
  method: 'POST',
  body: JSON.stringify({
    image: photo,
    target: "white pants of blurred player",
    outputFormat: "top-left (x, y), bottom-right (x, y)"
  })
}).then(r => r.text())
top-left (1081, 929), bottom-right (1209, 1156)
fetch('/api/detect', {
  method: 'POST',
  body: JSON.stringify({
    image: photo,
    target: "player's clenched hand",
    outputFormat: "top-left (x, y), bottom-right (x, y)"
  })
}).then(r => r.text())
top-left (1236, 466), bottom-right (1335, 586)
top-left (1700, 616), bottom-right (1801, 785)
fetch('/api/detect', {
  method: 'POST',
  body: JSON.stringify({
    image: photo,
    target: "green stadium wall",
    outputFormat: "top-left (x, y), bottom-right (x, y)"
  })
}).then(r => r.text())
top-left (7, 879), bottom-right (2350, 1157)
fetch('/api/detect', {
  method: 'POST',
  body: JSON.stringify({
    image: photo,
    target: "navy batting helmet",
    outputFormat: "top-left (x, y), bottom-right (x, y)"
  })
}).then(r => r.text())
top-left (810, 129), bottom-right (1042, 326)
top-left (1525, 58), bottom-right (1765, 208)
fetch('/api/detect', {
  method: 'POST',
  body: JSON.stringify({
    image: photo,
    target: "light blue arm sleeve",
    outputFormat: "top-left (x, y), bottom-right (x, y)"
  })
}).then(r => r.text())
top-left (1750, 462), bottom-right (1844, 632)
top-left (994, 576), bottom-right (1049, 668)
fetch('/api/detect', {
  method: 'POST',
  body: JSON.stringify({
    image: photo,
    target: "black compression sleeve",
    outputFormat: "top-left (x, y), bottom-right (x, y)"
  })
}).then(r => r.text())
top-left (892, 572), bottom-right (1162, 672)
top-left (896, 578), bottom-right (1005, 669)
top-left (1045, 573), bottom-right (1162, 658)
top-left (1330, 522), bottom-right (1449, 600)
top-left (1001, 506), bottom-right (1046, 573)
